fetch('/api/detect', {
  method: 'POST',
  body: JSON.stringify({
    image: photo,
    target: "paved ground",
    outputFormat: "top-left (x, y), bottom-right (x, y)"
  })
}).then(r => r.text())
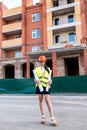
top-left (0, 94), bottom-right (87, 130)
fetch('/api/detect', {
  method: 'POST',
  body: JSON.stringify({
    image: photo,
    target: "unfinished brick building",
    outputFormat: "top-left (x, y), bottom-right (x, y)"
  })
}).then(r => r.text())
top-left (0, 0), bottom-right (87, 79)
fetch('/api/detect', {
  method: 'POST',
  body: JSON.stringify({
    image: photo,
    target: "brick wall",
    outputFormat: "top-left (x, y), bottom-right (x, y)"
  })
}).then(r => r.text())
top-left (0, 3), bottom-right (2, 59)
top-left (52, 51), bottom-right (57, 76)
top-left (80, 0), bottom-right (87, 38)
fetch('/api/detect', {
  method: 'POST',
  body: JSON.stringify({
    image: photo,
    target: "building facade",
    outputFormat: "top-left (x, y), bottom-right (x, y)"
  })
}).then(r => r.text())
top-left (0, 0), bottom-right (87, 79)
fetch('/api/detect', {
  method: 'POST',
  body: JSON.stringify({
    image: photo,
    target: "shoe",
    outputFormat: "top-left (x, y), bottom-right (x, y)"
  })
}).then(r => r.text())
top-left (51, 117), bottom-right (57, 126)
top-left (41, 115), bottom-right (46, 124)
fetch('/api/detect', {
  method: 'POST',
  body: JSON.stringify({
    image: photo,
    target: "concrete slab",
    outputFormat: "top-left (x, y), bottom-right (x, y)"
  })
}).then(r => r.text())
top-left (0, 94), bottom-right (87, 130)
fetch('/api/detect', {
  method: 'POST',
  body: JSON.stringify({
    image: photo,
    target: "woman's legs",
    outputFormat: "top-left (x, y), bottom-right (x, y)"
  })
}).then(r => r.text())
top-left (38, 94), bottom-right (44, 115)
top-left (38, 94), bottom-right (57, 125)
top-left (45, 94), bottom-right (57, 126)
top-left (38, 94), bottom-right (45, 124)
top-left (44, 94), bottom-right (54, 117)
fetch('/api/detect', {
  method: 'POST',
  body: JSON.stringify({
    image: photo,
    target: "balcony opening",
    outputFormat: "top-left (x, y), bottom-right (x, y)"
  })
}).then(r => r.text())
top-left (55, 18), bottom-right (59, 25)
top-left (64, 57), bottom-right (79, 76)
top-left (55, 35), bottom-right (60, 44)
top-left (5, 64), bottom-right (15, 79)
top-left (53, 0), bottom-right (59, 7)
top-left (46, 59), bottom-right (53, 76)
top-left (67, 0), bottom-right (74, 4)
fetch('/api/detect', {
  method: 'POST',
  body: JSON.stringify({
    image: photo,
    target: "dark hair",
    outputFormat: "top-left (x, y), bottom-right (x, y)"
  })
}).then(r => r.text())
top-left (44, 64), bottom-right (50, 74)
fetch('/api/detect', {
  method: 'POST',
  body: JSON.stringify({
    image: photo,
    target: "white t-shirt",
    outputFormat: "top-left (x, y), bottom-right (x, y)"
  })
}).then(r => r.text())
top-left (40, 67), bottom-right (45, 76)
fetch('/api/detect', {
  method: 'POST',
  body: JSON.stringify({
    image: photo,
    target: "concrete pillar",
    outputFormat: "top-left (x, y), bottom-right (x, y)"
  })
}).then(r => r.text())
top-left (26, 55), bottom-right (30, 78)
top-left (83, 49), bottom-right (87, 75)
top-left (52, 51), bottom-right (57, 76)
top-left (0, 65), bottom-right (4, 79)
top-left (15, 64), bottom-right (22, 78)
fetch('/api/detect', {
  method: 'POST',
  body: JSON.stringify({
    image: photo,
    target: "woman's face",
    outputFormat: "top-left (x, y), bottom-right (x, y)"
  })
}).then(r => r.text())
top-left (39, 61), bottom-right (46, 67)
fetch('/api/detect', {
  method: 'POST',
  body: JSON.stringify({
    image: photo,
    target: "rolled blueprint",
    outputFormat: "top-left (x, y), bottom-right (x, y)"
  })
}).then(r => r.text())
top-left (46, 70), bottom-right (52, 92)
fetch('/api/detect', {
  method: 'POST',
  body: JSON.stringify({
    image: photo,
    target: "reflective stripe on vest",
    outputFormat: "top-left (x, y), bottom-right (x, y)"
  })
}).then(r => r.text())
top-left (35, 67), bottom-right (50, 87)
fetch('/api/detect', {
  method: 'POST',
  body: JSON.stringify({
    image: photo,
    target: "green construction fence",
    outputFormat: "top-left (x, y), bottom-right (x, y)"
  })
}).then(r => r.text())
top-left (0, 75), bottom-right (87, 94)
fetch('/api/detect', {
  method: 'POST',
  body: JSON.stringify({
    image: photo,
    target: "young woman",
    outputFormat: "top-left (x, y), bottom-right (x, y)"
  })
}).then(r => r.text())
top-left (33, 55), bottom-right (57, 126)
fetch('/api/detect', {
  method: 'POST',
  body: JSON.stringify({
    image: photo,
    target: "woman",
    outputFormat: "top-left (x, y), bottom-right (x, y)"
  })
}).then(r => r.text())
top-left (33, 55), bottom-right (57, 126)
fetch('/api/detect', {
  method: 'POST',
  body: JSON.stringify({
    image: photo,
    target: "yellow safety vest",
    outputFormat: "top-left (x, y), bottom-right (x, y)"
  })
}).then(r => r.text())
top-left (35, 67), bottom-right (50, 87)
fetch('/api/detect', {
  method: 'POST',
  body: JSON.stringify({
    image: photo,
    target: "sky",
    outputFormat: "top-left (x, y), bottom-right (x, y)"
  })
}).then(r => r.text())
top-left (0, 0), bottom-right (22, 9)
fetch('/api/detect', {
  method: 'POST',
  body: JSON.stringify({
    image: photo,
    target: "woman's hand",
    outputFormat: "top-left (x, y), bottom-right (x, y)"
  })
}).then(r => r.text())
top-left (34, 80), bottom-right (40, 85)
top-left (48, 79), bottom-right (52, 85)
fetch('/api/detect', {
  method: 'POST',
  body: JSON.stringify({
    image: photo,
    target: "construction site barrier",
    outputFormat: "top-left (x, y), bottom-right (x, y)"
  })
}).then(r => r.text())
top-left (0, 75), bottom-right (87, 94)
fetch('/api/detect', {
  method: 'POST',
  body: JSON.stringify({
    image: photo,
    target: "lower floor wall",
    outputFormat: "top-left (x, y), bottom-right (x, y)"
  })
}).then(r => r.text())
top-left (0, 57), bottom-right (27, 79)
top-left (0, 48), bottom-right (87, 79)
top-left (0, 76), bottom-right (87, 94)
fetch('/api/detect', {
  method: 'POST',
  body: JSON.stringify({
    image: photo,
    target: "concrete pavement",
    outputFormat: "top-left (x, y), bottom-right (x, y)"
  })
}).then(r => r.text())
top-left (0, 94), bottom-right (87, 130)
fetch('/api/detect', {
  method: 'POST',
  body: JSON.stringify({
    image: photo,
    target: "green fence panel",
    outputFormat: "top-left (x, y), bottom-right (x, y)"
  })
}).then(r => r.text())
top-left (0, 75), bottom-right (87, 94)
top-left (51, 75), bottom-right (87, 93)
top-left (0, 78), bottom-right (35, 94)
